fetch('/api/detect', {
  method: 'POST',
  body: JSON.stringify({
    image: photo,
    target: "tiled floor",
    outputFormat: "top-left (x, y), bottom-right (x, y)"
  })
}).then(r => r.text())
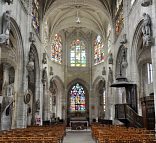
top-left (63, 131), bottom-right (95, 143)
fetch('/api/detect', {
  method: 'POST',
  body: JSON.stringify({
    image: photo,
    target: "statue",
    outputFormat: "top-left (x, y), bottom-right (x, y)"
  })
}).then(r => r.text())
top-left (49, 78), bottom-right (56, 95)
top-left (120, 34), bottom-right (127, 45)
top-left (142, 13), bottom-right (152, 46)
top-left (42, 67), bottom-right (47, 85)
top-left (0, 11), bottom-right (11, 45)
top-left (121, 47), bottom-right (128, 69)
top-left (108, 53), bottom-right (113, 64)
top-left (102, 67), bottom-right (106, 75)
top-left (26, 47), bottom-right (35, 72)
top-left (108, 67), bottom-right (113, 84)
top-left (49, 66), bottom-right (53, 75)
top-left (35, 99), bottom-right (40, 111)
top-left (29, 32), bottom-right (35, 43)
top-left (42, 53), bottom-right (47, 64)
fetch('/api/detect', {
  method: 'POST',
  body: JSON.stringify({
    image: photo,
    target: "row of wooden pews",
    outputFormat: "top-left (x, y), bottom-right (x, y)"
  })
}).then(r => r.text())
top-left (0, 124), bottom-right (66, 143)
top-left (91, 123), bottom-right (156, 143)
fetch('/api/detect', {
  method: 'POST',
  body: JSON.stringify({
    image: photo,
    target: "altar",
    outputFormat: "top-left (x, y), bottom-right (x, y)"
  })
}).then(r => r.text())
top-left (70, 120), bottom-right (88, 130)
top-left (70, 117), bottom-right (88, 130)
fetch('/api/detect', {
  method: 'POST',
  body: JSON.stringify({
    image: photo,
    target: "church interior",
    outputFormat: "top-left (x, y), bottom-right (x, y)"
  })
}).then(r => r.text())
top-left (0, 0), bottom-right (156, 142)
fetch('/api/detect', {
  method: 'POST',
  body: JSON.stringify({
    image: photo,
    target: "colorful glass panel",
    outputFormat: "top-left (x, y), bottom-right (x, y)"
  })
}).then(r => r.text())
top-left (70, 39), bottom-right (86, 67)
top-left (51, 34), bottom-right (62, 64)
top-left (32, 0), bottom-right (40, 33)
top-left (115, 0), bottom-right (124, 37)
top-left (94, 35), bottom-right (105, 64)
top-left (70, 83), bottom-right (86, 112)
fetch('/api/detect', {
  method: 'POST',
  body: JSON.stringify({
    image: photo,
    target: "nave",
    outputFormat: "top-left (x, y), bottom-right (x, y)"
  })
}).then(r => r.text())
top-left (0, 0), bottom-right (156, 141)
top-left (63, 131), bottom-right (95, 143)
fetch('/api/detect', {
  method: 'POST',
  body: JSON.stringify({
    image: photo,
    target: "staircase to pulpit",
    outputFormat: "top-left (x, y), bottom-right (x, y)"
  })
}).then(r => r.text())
top-left (115, 104), bottom-right (143, 128)
top-left (111, 77), bottom-right (144, 128)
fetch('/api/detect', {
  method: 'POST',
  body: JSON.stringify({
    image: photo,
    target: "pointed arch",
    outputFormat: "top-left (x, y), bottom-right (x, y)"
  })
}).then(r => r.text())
top-left (92, 76), bottom-right (106, 119)
top-left (0, 17), bottom-right (24, 129)
top-left (50, 75), bottom-right (64, 94)
top-left (130, 19), bottom-right (153, 119)
top-left (49, 75), bottom-right (64, 119)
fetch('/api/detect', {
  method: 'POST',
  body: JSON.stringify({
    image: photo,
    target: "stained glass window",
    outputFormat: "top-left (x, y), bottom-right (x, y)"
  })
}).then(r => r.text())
top-left (115, 0), bottom-right (124, 37)
top-left (70, 83), bottom-right (85, 112)
top-left (70, 39), bottom-right (86, 67)
top-left (107, 25), bottom-right (112, 54)
top-left (32, 0), bottom-right (40, 33)
top-left (94, 35), bottom-right (105, 65)
top-left (115, 9), bottom-right (124, 36)
top-left (51, 34), bottom-right (62, 64)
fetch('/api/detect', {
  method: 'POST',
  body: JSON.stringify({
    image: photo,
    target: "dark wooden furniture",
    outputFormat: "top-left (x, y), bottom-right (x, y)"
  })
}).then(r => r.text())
top-left (141, 95), bottom-right (155, 130)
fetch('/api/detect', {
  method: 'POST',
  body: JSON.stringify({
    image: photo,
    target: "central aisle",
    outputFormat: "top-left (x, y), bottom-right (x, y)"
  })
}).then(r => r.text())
top-left (63, 131), bottom-right (95, 143)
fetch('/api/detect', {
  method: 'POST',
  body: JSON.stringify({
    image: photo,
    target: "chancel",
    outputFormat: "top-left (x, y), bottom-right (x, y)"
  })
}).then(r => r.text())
top-left (0, 0), bottom-right (155, 142)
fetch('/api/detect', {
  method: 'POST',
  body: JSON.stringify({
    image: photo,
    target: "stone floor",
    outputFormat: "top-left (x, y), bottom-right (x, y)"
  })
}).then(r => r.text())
top-left (63, 130), bottom-right (95, 143)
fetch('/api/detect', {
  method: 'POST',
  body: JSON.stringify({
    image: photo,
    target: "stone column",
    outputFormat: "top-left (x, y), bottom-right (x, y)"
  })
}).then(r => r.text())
top-left (42, 84), bottom-right (47, 121)
top-left (56, 92), bottom-right (62, 119)
top-left (0, 0), bottom-right (3, 35)
top-left (151, 0), bottom-right (156, 132)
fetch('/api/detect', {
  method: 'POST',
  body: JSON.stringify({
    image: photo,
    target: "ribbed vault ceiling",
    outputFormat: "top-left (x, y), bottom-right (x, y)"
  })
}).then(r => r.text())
top-left (42, 0), bottom-right (113, 39)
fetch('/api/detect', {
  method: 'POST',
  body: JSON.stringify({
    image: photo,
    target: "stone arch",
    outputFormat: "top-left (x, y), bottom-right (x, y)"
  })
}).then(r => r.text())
top-left (131, 19), bottom-right (152, 96)
top-left (130, 20), bottom-right (145, 81)
top-left (92, 76), bottom-right (106, 121)
top-left (27, 43), bottom-right (40, 125)
top-left (67, 78), bottom-right (89, 91)
top-left (131, 19), bottom-right (153, 117)
top-left (115, 45), bottom-right (127, 78)
top-left (131, 17), bottom-right (155, 129)
top-left (0, 17), bottom-right (24, 129)
top-left (49, 75), bottom-right (64, 120)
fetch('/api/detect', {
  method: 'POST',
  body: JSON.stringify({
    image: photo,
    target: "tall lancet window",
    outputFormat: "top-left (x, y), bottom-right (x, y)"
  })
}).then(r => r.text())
top-left (147, 63), bottom-right (153, 84)
top-left (115, 0), bottom-right (124, 37)
top-left (94, 35), bottom-right (105, 65)
top-left (70, 39), bottom-right (86, 67)
top-left (131, 0), bottom-right (136, 5)
top-left (51, 34), bottom-right (62, 64)
top-left (70, 83), bottom-right (85, 112)
top-left (32, 0), bottom-right (40, 33)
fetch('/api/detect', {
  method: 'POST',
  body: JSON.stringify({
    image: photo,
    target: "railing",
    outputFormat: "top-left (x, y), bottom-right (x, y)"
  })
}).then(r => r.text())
top-left (115, 104), bottom-right (143, 128)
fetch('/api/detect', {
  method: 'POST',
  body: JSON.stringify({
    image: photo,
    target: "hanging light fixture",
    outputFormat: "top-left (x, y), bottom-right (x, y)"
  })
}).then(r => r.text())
top-left (75, 5), bottom-right (81, 24)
